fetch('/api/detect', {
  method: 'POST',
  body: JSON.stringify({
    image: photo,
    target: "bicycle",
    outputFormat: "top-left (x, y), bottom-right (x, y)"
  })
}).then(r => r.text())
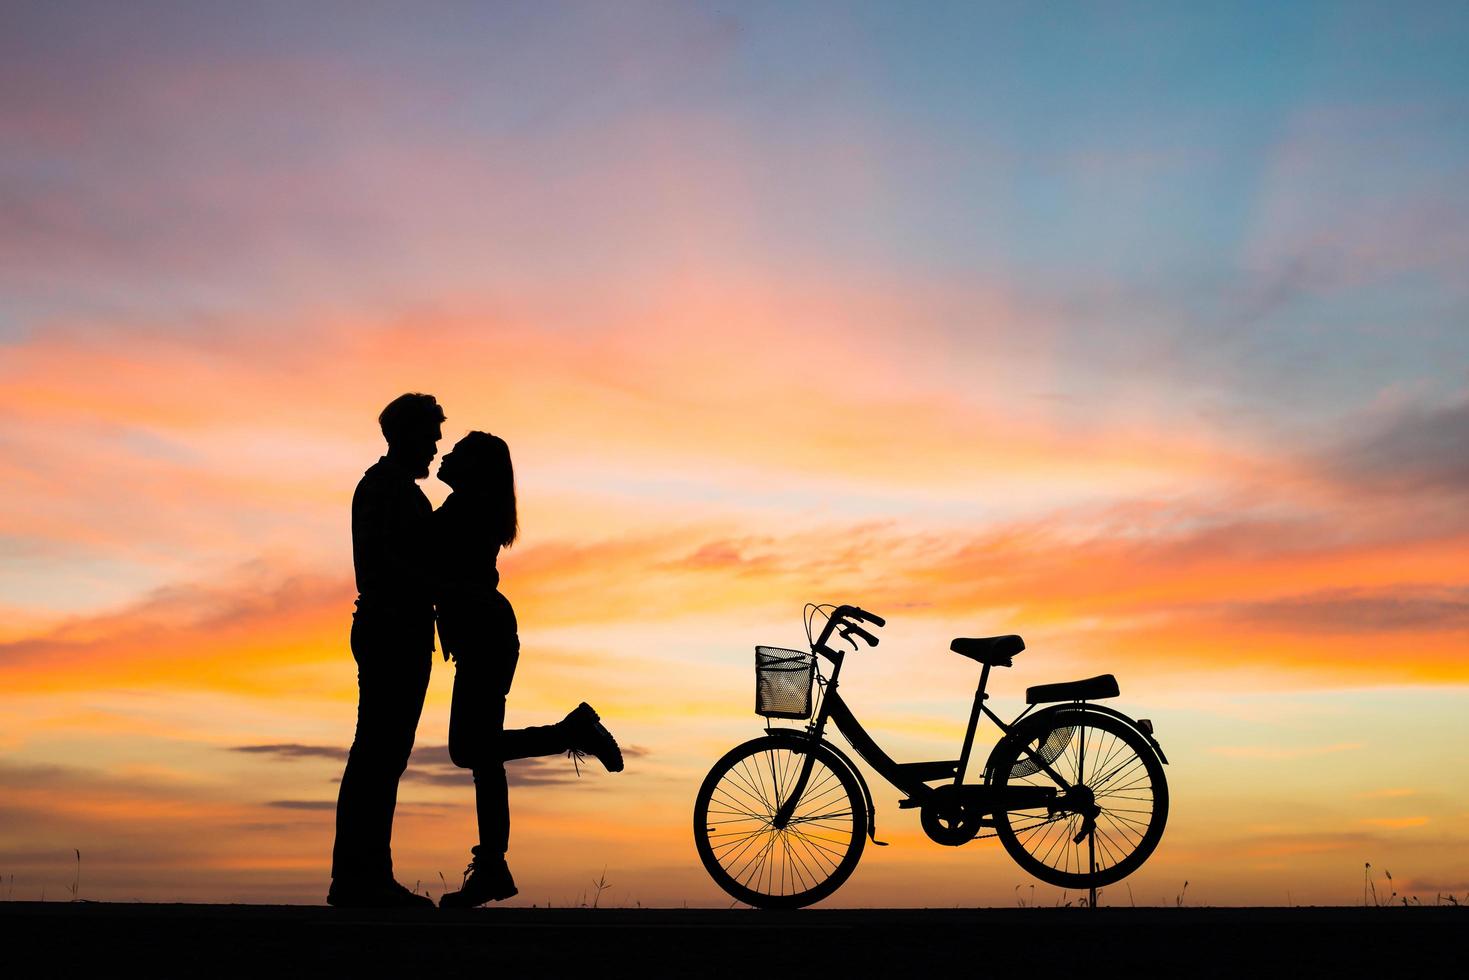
top-left (693, 603), bottom-right (1170, 908)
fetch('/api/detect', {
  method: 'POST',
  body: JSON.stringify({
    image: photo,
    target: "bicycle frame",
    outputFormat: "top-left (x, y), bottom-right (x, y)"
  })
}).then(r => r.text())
top-left (771, 614), bottom-right (1074, 831)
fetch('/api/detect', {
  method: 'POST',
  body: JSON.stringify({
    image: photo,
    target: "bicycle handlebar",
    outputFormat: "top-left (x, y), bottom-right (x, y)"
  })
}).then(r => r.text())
top-left (814, 604), bottom-right (885, 656)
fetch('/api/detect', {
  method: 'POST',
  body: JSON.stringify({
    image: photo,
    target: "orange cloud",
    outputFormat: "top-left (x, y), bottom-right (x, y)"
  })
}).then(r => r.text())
top-left (3, 495), bottom-right (1465, 702)
top-left (1361, 817), bottom-right (1431, 829)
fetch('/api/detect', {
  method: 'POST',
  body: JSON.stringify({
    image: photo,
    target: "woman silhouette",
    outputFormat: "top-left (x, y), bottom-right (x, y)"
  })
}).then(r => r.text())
top-left (433, 431), bottom-right (623, 908)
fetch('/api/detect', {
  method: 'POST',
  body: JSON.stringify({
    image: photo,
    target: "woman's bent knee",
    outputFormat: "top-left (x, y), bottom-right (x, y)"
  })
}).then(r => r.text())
top-left (471, 762), bottom-right (507, 786)
top-left (449, 742), bottom-right (475, 769)
top-left (449, 731), bottom-right (491, 769)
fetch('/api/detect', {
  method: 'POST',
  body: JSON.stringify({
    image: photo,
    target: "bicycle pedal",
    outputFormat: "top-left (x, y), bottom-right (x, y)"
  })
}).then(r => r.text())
top-left (872, 838), bottom-right (889, 846)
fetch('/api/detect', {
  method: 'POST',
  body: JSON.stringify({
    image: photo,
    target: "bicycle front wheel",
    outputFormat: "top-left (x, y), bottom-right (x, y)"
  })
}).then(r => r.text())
top-left (693, 735), bottom-right (866, 909)
top-left (990, 709), bottom-right (1167, 888)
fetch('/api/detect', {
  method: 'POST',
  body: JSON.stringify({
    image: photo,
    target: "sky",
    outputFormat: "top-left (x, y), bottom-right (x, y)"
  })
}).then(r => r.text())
top-left (1, 0), bottom-right (1467, 907)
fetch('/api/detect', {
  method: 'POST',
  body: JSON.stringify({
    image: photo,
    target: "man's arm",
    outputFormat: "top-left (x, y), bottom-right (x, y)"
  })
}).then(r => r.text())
top-left (352, 475), bottom-right (392, 599)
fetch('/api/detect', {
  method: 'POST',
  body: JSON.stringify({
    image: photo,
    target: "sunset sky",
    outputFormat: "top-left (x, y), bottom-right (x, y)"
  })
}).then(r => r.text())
top-left (2, 1), bottom-right (1467, 907)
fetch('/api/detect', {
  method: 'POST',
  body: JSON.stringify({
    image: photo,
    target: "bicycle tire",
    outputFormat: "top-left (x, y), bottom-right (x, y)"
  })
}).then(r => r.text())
top-left (989, 708), bottom-right (1167, 888)
top-left (693, 734), bottom-right (866, 909)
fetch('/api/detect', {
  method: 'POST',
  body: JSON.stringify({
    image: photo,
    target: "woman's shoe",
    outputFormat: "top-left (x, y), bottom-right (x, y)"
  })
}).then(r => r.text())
top-left (562, 702), bottom-right (624, 773)
top-left (439, 855), bottom-right (518, 908)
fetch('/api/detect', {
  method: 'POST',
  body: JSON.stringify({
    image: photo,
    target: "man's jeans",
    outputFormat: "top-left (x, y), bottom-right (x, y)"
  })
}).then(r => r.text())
top-left (331, 619), bottom-right (432, 882)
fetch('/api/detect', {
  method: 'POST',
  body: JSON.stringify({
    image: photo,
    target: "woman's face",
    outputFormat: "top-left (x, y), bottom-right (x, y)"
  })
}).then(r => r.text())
top-left (436, 444), bottom-right (461, 486)
top-left (437, 434), bottom-right (506, 490)
top-left (436, 437), bottom-right (482, 488)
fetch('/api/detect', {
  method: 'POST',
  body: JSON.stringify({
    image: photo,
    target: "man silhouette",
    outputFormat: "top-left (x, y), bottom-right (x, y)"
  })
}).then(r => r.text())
top-left (328, 393), bottom-right (445, 908)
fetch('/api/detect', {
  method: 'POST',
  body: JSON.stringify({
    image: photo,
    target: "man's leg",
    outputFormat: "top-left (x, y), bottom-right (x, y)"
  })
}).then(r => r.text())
top-left (332, 621), bottom-right (431, 887)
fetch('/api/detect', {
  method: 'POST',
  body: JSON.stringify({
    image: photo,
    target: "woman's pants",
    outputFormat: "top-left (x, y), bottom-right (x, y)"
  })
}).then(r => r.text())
top-left (445, 596), bottom-right (571, 856)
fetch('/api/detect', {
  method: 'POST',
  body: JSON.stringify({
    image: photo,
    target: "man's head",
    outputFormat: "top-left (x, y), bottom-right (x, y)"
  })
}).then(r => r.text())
top-left (378, 393), bottom-right (445, 479)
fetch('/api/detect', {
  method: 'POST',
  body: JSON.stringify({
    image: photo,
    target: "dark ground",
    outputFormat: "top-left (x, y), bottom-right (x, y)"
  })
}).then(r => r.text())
top-left (2, 902), bottom-right (1460, 976)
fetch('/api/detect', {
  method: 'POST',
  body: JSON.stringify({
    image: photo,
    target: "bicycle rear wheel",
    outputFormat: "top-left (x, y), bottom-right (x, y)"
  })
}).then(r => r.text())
top-left (989, 709), bottom-right (1167, 888)
top-left (693, 735), bottom-right (866, 909)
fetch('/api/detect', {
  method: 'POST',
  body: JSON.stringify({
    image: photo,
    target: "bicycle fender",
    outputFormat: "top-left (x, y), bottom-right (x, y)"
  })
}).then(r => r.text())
top-left (1073, 703), bottom-right (1169, 764)
top-left (764, 728), bottom-right (885, 845)
top-left (981, 703), bottom-right (1169, 782)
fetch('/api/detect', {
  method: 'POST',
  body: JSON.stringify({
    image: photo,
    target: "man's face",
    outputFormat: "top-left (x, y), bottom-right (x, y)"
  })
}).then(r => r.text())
top-left (399, 423), bottom-right (442, 479)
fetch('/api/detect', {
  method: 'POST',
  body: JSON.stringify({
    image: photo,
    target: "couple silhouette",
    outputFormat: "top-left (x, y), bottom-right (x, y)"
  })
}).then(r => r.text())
top-left (328, 393), bottom-right (624, 909)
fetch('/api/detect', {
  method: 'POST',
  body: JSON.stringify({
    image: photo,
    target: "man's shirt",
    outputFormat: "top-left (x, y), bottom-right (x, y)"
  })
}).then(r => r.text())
top-left (352, 455), bottom-right (435, 652)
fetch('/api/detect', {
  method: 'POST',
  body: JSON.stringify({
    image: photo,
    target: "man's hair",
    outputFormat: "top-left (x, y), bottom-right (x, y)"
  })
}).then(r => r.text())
top-left (378, 393), bottom-right (445, 444)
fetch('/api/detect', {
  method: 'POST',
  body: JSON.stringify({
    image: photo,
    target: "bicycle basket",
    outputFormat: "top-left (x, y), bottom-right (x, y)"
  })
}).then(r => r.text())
top-left (1009, 724), bottom-right (1076, 778)
top-left (755, 646), bottom-right (816, 719)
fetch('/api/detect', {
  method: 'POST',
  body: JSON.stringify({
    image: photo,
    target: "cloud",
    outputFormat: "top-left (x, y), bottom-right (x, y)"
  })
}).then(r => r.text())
top-left (232, 744), bottom-right (348, 761)
top-left (266, 800), bottom-right (336, 810)
top-left (1324, 396), bottom-right (1469, 497)
top-left (661, 539), bottom-right (779, 573)
top-left (1247, 102), bottom-right (1469, 291)
top-left (403, 744), bottom-right (607, 788)
top-left (0, 564), bottom-right (353, 693)
top-left (236, 742), bottom-right (646, 778)
top-left (229, 739), bottom-right (636, 787)
top-left (1212, 587), bottom-right (1469, 634)
top-left (5, 476), bottom-right (1469, 700)
top-left (0, 757), bottom-right (266, 870)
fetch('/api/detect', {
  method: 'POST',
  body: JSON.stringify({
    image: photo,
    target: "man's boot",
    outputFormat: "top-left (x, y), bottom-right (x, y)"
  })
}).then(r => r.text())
top-left (327, 876), bottom-right (435, 909)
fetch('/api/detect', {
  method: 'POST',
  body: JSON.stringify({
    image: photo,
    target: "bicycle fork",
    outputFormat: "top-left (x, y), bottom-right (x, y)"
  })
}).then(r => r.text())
top-left (771, 732), bottom-right (822, 829)
top-left (771, 692), bottom-right (837, 829)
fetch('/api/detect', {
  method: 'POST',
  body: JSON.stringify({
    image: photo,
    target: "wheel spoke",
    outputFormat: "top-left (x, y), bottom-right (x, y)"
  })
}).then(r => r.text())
top-left (787, 830), bottom-right (836, 881)
top-left (696, 741), bottom-right (864, 908)
top-left (1091, 758), bottom-right (1146, 795)
top-left (718, 766), bottom-right (769, 812)
top-left (991, 713), bottom-right (1167, 889)
top-left (731, 758), bottom-right (773, 814)
top-left (727, 830), bottom-right (776, 884)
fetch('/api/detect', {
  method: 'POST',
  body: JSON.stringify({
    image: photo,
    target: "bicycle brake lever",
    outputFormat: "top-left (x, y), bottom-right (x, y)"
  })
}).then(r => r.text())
top-left (840, 624), bottom-right (879, 648)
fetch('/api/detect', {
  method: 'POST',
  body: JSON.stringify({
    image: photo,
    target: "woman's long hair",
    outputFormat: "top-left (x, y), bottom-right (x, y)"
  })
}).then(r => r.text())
top-left (452, 431), bottom-right (518, 548)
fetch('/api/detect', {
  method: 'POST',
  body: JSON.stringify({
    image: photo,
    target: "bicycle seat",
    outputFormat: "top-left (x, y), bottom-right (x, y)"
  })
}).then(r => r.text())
top-left (950, 635), bottom-right (1024, 667)
top-left (1025, 674), bottom-right (1119, 704)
